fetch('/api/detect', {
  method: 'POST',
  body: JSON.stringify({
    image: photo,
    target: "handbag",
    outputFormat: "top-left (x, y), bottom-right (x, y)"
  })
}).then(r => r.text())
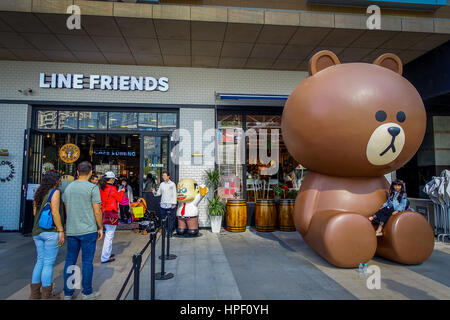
top-left (102, 188), bottom-right (119, 225)
top-left (38, 189), bottom-right (57, 229)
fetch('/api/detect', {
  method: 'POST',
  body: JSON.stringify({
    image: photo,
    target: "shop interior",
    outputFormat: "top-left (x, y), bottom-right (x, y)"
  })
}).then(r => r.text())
top-left (42, 132), bottom-right (141, 194)
top-left (217, 111), bottom-right (307, 202)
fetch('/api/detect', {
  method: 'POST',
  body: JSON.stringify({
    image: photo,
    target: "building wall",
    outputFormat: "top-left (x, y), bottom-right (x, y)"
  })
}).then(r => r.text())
top-left (178, 108), bottom-right (216, 227)
top-left (0, 104), bottom-right (29, 231)
top-left (0, 61), bottom-right (305, 107)
top-left (433, 116), bottom-right (450, 174)
top-left (159, 0), bottom-right (450, 18)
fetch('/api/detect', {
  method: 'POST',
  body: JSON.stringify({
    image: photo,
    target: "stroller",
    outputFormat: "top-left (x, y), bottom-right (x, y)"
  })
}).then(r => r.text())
top-left (130, 197), bottom-right (160, 235)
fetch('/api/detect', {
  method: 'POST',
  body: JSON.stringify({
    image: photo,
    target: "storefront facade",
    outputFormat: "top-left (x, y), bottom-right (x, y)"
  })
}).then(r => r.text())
top-left (0, 60), bottom-right (305, 232)
top-left (0, 0), bottom-right (449, 232)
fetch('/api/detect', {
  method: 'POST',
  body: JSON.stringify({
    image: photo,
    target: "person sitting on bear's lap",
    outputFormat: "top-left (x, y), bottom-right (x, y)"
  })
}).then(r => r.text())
top-left (369, 179), bottom-right (407, 237)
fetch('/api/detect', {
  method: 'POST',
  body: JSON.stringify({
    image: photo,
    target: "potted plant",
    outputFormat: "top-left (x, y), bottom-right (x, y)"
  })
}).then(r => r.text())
top-left (273, 183), bottom-right (283, 202)
top-left (204, 169), bottom-right (225, 233)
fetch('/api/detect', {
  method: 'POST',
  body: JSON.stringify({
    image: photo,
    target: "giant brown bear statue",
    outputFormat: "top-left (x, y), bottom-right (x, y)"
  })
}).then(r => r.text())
top-left (281, 50), bottom-right (435, 268)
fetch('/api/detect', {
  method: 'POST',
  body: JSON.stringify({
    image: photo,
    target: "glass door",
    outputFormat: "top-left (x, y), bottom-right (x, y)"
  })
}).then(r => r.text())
top-left (141, 134), bottom-right (174, 214)
top-left (20, 129), bottom-right (44, 234)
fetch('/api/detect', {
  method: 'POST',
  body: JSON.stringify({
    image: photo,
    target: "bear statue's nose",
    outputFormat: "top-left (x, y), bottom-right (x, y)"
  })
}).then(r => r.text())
top-left (388, 127), bottom-right (400, 137)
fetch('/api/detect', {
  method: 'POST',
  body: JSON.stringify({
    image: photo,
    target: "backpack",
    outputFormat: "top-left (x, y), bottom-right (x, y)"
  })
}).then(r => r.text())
top-left (38, 189), bottom-right (57, 229)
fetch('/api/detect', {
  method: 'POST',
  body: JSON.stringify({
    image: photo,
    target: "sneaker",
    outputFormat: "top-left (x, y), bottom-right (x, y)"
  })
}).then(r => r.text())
top-left (82, 291), bottom-right (101, 300)
top-left (127, 218), bottom-right (131, 224)
top-left (63, 295), bottom-right (74, 300)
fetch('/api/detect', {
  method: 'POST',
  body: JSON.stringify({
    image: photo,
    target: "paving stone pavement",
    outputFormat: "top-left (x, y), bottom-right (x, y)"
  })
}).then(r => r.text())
top-left (0, 231), bottom-right (152, 300)
top-left (127, 228), bottom-right (450, 300)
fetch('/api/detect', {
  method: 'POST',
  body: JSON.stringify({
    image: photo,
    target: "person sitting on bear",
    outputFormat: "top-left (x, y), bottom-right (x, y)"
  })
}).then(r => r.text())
top-left (369, 179), bottom-right (407, 236)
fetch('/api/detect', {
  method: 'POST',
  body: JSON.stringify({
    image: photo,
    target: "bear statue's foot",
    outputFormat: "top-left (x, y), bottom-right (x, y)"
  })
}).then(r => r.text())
top-left (304, 211), bottom-right (378, 268)
top-left (376, 211), bottom-right (434, 265)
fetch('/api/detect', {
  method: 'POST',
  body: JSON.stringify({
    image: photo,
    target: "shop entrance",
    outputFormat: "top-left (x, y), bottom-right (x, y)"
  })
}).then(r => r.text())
top-left (20, 130), bottom-right (174, 234)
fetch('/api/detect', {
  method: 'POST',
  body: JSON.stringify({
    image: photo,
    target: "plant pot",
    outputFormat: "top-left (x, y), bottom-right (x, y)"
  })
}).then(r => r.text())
top-left (210, 215), bottom-right (223, 233)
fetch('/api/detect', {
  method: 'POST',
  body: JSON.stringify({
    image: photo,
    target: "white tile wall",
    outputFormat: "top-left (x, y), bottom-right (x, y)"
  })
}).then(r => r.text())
top-left (0, 104), bottom-right (29, 230)
top-left (178, 108), bottom-right (216, 227)
top-left (0, 60), bottom-right (306, 106)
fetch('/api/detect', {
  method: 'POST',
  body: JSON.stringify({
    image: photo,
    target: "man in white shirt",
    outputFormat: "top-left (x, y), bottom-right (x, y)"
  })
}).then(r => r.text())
top-left (152, 171), bottom-right (177, 236)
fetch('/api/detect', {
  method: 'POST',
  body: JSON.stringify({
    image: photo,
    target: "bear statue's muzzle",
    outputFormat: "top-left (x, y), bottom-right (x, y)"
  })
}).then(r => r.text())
top-left (379, 126), bottom-right (401, 156)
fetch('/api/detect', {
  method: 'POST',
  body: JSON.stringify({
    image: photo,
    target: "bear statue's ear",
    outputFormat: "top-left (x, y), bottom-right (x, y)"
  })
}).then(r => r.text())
top-left (309, 50), bottom-right (341, 76)
top-left (373, 53), bottom-right (403, 75)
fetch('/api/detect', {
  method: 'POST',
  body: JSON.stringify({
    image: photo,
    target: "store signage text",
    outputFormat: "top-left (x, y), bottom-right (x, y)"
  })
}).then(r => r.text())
top-left (39, 73), bottom-right (169, 92)
top-left (94, 150), bottom-right (137, 157)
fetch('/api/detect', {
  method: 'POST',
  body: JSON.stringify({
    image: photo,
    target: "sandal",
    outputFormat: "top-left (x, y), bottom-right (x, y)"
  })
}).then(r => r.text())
top-left (101, 258), bottom-right (115, 264)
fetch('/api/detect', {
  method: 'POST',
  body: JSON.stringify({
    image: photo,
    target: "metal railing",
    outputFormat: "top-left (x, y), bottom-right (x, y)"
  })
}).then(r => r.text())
top-left (116, 216), bottom-right (177, 300)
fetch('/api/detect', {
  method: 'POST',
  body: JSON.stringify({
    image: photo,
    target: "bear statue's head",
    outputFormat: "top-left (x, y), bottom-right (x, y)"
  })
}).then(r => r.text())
top-left (281, 50), bottom-right (426, 177)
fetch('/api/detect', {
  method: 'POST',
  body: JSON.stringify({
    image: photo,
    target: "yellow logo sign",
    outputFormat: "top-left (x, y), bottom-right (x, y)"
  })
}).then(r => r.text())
top-left (59, 144), bottom-right (80, 163)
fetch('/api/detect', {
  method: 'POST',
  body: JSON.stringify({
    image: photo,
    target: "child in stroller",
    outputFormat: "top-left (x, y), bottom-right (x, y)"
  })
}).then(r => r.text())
top-left (130, 197), bottom-right (160, 235)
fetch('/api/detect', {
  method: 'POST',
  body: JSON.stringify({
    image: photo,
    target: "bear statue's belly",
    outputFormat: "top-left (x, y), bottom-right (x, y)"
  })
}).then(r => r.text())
top-left (295, 171), bottom-right (390, 235)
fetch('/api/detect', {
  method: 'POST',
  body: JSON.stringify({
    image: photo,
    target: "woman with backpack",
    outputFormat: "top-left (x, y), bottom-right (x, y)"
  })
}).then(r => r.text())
top-left (30, 169), bottom-right (65, 300)
top-left (99, 172), bottom-right (124, 263)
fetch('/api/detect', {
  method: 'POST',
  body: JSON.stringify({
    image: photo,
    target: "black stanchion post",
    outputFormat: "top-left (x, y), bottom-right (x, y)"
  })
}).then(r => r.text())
top-left (150, 232), bottom-right (156, 300)
top-left (156, 217), bottom-right (174, 280)
top-left (161, 214), bottom-right (177, 260)
top-left (132, 253), bottom-right (142, 300)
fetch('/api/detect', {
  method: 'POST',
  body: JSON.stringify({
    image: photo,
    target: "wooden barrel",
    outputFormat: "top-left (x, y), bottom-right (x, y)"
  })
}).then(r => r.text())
top-left (255, 199), bottom-right (277, 232)
top-left (226, 199), bottom-right (247, 232)
top-left (278, 199), bottom-right (295, 231)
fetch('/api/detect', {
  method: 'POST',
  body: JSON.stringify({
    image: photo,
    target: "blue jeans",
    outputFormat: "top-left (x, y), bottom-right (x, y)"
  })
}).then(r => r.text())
top-left (160, 207), bottom-right (176, 235)
top-left (63, 232), bottom-right (97, 296)
top-left (32, 232), bottom-right (60, 287)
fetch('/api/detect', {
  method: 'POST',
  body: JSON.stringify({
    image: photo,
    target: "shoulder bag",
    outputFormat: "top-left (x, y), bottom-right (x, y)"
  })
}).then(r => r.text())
top-left (38, 189), bottom-right (57, 229)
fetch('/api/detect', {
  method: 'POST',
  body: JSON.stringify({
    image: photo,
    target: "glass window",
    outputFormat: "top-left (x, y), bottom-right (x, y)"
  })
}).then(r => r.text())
top-left (157, 113), bottom-right (177, 131)
top-left (245, 114), bottom-right (302, 202)
top-left (217, 112), bottom-right (244, 201)
top-left (138, 113), bottom-right (157, 131)
top-left (58, 111), bottom-right (78, 130)
top-left (37, 111), bottom-right (57, 129)
top-left (79, 112), bottom-right (107, 130)
top-left (109, 112), bottom-right (138, 130)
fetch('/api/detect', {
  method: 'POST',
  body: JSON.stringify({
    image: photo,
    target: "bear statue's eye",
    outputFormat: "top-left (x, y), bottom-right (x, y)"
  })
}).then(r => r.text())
top-left (397, 111), bottom-right (406, 123)
top-left (375, 110), bottom-right (387, 122)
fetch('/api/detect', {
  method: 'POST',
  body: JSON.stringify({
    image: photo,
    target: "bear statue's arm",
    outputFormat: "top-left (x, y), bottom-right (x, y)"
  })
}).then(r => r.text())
top-left (293, 172), bottom-right (322, 236)
top-left (294, 188), bottom-right (320, 236)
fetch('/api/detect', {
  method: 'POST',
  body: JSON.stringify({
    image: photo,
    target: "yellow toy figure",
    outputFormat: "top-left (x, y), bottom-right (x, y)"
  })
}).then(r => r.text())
top-left (176, 178), bottom-right (209, 237)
